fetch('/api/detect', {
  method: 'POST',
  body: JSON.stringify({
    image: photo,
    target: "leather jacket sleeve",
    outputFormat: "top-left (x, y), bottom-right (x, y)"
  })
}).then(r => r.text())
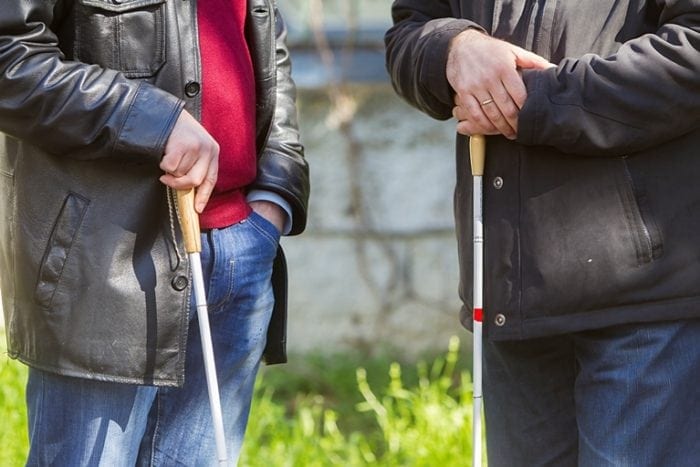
top-left (0, 1), bottom-right (184, 162)
top-left (384, 0), bottom-right (484, 121)
top-left (251, 7), bottom-right (310, 236)
top-left (518, 1), bottom-right (700, 155)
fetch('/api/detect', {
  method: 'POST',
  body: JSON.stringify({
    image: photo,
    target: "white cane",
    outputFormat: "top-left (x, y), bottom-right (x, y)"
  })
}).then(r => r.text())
top-left (470, 135), bottom-right (486, 467)
top-left (176, 188), bottom-right (228, 466)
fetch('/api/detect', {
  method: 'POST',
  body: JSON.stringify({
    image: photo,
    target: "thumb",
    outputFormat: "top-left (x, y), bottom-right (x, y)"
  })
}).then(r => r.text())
top-left (513, 46), bottom-right (555, 70)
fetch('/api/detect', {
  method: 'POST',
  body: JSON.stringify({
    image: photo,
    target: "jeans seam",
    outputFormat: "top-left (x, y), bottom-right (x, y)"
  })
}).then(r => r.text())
top-left (208, 259), bottom-right (236, 312)
top-left (35, 372), bottom-right (46, 456)
top-left (148, 393), bottom-right (162, 466)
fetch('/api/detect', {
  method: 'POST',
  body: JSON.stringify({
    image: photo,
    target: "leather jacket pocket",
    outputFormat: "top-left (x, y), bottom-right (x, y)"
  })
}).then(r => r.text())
top-left (74, 0), bottom-right (167, 78)
top-left (35, 192), bottom-right (90, 309)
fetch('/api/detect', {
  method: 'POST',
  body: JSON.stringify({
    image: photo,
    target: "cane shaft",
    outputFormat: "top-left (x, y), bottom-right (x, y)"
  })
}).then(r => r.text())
top-left (190, 252), bottom-right (228, 464)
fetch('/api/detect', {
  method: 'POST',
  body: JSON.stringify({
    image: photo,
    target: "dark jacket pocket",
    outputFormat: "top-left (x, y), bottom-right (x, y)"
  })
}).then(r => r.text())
top-left (35, 192), bottom-right (90, 308)
top-left (619, 157), bottom-right (663, 265)
top-left (74, 0), bottom-right (167, 78)
top-left (519, 155), bottom-right (664, 318)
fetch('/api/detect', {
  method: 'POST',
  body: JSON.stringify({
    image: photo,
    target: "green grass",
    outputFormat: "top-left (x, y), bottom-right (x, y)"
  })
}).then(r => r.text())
top-left (241, 335), bottom-right (483, 466)
top-left (0, 337), bottom-right (29, 467)
top-left (0, 334), bottom-right (483, 466)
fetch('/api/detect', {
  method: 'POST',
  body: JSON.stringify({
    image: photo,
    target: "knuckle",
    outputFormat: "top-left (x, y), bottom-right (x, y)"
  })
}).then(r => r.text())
top-left (468, 106), bottom-right (483, 120)
top-left (159, 157), bottom-right (176, 171)
top-left (456, 122), bottom-right (471, 136)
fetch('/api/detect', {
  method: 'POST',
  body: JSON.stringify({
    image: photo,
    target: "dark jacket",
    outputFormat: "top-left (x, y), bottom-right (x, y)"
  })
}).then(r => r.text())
top-left (386, 0), bottom-right (700, 340)
top-left (0, 0), bottom-right (309, 386)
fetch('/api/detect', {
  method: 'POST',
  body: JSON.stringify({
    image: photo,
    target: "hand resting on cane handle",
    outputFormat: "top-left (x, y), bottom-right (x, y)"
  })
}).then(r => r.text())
top-left (447, 29), bottom-right (554, 139)
top-left (160, 110), bottom-right (220, 213)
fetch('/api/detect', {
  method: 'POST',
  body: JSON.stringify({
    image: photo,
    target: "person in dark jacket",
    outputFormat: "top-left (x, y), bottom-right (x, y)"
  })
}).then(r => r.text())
top-left (0, 0), bottom-right (309, 464)
top-left (386, 1), bottom-right (700, 465)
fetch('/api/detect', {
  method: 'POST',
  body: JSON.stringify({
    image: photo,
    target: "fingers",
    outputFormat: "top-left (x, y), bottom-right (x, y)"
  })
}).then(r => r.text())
top-left (159, 145), bottom-right (218, 195)
top-left (446, 28), bottom-right (553, 139)
top-left (501, 70), bottom-right (528, 110)
top-left (452, 88), bottom-right (519, 139)
top-left (194, 154), bottom-right (218, 213)
top-left (512, 45), bottom-right (556, 70)
top-left (160, 150), bottom-right (199, 178)
top-left (453, 94), bottom-right (496, 135)
top-left (484, 83), bottom-right (521, 136)
top-left (160, 110), bottom-right (220, 210)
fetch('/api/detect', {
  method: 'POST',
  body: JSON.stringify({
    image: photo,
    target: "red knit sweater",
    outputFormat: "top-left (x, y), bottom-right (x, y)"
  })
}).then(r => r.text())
top-left (197, 0), bottom-right (256, 229)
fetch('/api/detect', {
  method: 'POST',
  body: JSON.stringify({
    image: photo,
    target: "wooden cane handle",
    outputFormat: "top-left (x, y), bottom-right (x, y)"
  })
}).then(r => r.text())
top-left (176, 188), bottom-right (202, 254)
top-left (469, 135), bottom-right (486, 176)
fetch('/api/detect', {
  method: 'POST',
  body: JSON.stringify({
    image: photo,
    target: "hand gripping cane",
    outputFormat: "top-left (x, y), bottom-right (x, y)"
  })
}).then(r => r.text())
top-left (469, 135), bottom-right (486, 467)
top-left (176, 188), bottom-right (228, 466)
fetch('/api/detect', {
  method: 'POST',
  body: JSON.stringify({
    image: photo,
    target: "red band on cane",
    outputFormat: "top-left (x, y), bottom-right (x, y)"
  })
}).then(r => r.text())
top-left (473, 308), bottom-right (483, 322)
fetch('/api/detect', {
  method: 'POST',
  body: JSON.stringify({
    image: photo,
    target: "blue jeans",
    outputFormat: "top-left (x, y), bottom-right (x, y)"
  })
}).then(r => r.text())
top-left (25, 211), bottom-right (279, 466)
top-left (483, 319), bottom-right (700, 467)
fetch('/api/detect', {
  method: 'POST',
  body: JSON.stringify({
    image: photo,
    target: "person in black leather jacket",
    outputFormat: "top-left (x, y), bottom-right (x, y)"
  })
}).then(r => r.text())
top-left (386, 0), bottom-right (700, 465)
top-left (0, 0), bottom-right (309, 464)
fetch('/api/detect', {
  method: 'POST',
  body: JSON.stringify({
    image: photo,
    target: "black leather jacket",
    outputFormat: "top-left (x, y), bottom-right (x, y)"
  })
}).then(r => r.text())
top-left (386, 0), bottom-right (700, 340)
top-left (0, 0), bottom-right (309, 385)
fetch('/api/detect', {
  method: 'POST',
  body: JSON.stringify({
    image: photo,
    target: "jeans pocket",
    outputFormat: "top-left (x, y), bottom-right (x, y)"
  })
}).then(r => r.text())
top-left (74, 0), bottom-right (167, 78)
top-left (247, 211), bottom-right (281, 249)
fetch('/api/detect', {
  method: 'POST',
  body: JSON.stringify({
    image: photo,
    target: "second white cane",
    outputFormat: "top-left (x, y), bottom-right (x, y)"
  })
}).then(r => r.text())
top-left (469, 134), bottom-right (486, 467)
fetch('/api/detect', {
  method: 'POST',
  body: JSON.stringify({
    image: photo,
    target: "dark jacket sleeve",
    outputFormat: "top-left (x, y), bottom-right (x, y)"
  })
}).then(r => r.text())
top-left (0, 1), bottom-right (184, 162)
top-left (385, 0), bottom-right (484, 120)
top-left (518, 1), bottom-right (700, 156)
top-left (251, 8), bottom-right (310, 235)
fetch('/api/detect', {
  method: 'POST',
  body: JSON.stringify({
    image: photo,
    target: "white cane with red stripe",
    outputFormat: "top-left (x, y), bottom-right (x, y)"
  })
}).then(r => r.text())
top-left (470, 135), bottom-right (486, 467)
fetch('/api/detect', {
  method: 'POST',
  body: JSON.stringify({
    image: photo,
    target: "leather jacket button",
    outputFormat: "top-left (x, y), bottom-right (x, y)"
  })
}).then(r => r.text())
top-left (172, 275), bottom-right (189, 291)
top-left (495, 314), bottom-right (506, 327)
top-left (184, 81), bottom-right (201, 97)
top-left (493, 176), bottom-right (504, 190)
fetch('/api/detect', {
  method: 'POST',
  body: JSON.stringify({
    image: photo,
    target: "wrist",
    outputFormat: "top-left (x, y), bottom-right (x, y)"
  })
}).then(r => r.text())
top-left (249, 200), bottom-right (285, 233)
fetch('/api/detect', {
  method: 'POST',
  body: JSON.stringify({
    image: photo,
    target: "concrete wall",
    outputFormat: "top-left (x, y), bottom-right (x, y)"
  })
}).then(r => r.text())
top-left (283, 84), bottom-right (466, 356)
